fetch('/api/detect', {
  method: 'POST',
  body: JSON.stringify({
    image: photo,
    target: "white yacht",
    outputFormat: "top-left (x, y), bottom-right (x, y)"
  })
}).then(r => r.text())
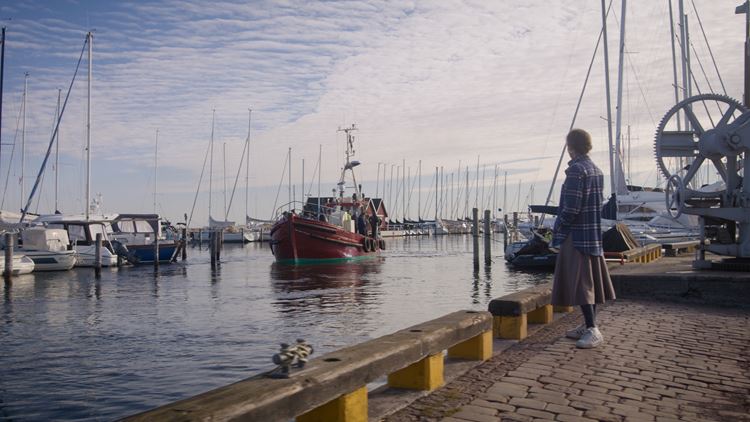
top-left (32, 214), bottom-right (118, 267)
top-left (19, 227), bottom-right (77, 271)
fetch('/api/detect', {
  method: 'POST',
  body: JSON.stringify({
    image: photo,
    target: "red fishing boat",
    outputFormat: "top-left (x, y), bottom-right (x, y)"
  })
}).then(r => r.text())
top-left (270, 125), bottom-right (386, 264)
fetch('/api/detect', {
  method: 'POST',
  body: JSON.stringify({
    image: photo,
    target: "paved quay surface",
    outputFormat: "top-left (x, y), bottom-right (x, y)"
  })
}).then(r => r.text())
top-left (385, 299), bottom-right (750, 422)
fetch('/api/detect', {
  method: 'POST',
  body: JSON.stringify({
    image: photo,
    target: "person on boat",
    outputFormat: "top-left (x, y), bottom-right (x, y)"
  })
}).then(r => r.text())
top-left (370, 212), bottom-right (379, 238)
top-left (356, 212), bottom-right (367, 235)
top-left (550, 128), bottom-right (615, 349)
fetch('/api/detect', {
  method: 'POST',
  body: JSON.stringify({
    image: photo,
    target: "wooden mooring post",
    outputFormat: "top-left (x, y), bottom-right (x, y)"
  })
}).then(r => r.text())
top-left (472, 208), bottom-right (479, 269)
top-left (181, 227), bottom-right (187, 261)
top-left (210, 231), bottom-right (217, 268)
top-left (4, 233), bottom-right (13, 281)
top-left (503, 213), bottom-right (508, 249)
top-left (95, 233), bottom-right (102, 278)
top-left (484, 209), bottom-right (491, 266)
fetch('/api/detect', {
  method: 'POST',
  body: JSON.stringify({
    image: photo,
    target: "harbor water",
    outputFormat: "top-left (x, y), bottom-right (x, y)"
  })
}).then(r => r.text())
top-left (0, 235), bottom-right (551, 421)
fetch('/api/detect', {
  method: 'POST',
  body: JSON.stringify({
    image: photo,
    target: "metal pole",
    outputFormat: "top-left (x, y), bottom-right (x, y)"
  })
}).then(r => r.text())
top-left (679, 0), bottom-right (689, 128)
top-left (21, 73), bottom-right (28, 209)
top-left (223, 142), bottom-right (227, 218)
top-left (55, 89), bottom-right (61, 212)
top-left (601, 0), bottom-right (616, 195)
top-left (209, 109), bottom-right (215, 220)
top-left (668, 0), bottom-right (683, 130)
top-left (418, 160), bottom-right (421, 220)
top-left (4, 232), bottom-right (12, 281)
top-left (154, 129), bottom-right (159, 213)
top-left (0, 27), bottom-right (5, 176)
top-left (86, 32), bottom-right (92, 220)
top-left (613, 0), bottom-right (627, 197)
top-left (484, 209), bottom-right (491, 265)
top-left (246, 109), bottom-right (251, 222)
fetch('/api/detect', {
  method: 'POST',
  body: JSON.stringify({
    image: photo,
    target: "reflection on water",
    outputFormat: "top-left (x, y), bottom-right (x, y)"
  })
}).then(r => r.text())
top-left (0, 235), bottom-right (550, 421)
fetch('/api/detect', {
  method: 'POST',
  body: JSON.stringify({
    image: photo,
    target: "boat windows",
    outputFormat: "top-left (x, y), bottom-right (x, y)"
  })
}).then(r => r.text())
top-left (134, 220), bottom-right (154, 233)
top-left (67, 225), bottom-right (87, 243)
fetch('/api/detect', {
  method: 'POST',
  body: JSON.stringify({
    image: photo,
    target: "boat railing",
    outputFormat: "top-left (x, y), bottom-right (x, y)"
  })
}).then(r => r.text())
top-left (272, 201), bottom-right (340, 221)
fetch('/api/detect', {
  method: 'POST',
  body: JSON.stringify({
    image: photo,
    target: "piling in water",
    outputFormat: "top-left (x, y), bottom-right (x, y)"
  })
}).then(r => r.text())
top-left (181, 228), bottom-right (187, 261)
top-left (484, 210), bottom-right (491, 265)
top-left (472, 208), bottom-right (479, 269)
top-left (95, 233), bottom-right (102, 278)
top-left (210, 231), bottom-right (217, 268)
top-left (4, 233), bottom-right (13, 280)
top-left (153, 220), bottom-right (160, 270)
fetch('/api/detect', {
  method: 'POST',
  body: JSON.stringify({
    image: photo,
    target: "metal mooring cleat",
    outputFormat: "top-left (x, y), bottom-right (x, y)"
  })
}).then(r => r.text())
top-left (267, 339), bottom-right (314, 379)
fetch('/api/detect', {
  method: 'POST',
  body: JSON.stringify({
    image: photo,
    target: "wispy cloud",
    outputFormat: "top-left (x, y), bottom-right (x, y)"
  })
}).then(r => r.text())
top-left (0, 0), bottom-right (742, 222)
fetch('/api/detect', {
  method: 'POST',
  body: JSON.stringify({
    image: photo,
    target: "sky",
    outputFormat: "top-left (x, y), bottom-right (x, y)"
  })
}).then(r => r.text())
top-left (0, 0), bottom-right (744, 226)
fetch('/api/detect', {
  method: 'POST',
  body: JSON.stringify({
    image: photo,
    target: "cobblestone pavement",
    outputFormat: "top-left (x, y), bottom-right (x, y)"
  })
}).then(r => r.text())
top-left (386, 300), bottom-right (750, 422)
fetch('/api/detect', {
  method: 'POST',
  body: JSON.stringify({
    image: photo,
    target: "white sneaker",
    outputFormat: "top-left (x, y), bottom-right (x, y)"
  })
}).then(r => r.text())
top-left (575, 327), bottom-right (604, 349)
top-left (565, 324), bottom-right (587, 340)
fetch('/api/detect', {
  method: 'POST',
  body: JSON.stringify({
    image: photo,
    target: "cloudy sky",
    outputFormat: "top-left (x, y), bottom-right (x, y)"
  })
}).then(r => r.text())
top-left (0, 0), bottom-right (743, 225)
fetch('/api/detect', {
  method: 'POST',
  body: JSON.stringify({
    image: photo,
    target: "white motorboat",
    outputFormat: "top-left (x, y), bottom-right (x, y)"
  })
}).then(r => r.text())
top-left (32, 214), bottom-right (118, 267)
top-left (19, 227), bottom-right (77, 271)
top-left (0, 254), bottom-right (35, 275)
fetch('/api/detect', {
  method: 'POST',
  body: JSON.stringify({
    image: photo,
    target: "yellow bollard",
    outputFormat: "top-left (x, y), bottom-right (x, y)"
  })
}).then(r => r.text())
top-left (448, 330), bottom-right (492, 361)
top-left (387, 354), bottom-right (444, 391)
top-left (296, 386), bottom-right (368, 422)
top-left (528, 304), bottom-right (553, 324)
top-left (493, 314), bottom-right (527, 340)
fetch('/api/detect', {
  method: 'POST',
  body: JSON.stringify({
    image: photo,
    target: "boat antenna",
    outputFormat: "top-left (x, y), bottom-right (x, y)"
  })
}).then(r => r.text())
top-left (336, 124), bottom-right (358, 199)
top-left (20, 33), bottom-right (88, 223)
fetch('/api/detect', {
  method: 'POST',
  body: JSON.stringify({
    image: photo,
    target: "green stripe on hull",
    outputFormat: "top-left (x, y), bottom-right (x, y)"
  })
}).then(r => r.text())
top-left (275, 254), bottom-right (378, 265)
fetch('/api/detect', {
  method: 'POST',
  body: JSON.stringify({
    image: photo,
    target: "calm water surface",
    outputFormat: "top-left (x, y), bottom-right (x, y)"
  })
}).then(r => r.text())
top-left (0, 235), bottom-right (551, 421)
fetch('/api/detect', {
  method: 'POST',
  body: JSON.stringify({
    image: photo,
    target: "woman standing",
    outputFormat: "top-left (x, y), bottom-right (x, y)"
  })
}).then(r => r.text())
top-left (551, 129), bottom-right (616, 349)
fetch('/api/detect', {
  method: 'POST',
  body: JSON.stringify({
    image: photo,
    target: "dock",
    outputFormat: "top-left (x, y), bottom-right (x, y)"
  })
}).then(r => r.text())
top-left (125, 253), bottom-right (750, 422)
top-left (388, 255), bottom-right (750, 422)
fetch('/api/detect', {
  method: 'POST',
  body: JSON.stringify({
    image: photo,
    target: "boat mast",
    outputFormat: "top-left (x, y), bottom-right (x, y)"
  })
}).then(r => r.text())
top-left (55, 88), bottom-right (61, 213)
top-left (209, 109), bottom-right (215, 220)
top-left (668, 0), bottom-right (683, 130)
top-left (301, 158), bottom-right (305, 207)
top-left (464, 167), bottom-right (469, 218)
top-left (85, 31), bottom-right (92, 220)
top-left (613, 0), bottom-right (627, 199)
top-left (503, 171), bottom-right (507, 217)
top-left (0, 27), bottom-right (5, 178)
top-left (434, 166), bottom-right (438, 220)
top-left (154, 129), bottom-right (159, 214)
top-left (375, 162), bottom-right (380, 199)
top-left (223, 142), bottom-right (227, 219)
top-left (474, 156), bottom-right (479, 209)
top-left (287, 147), bottom-right (291, 211)
top-left (21, 72), bottom-right (27, 210)
top-left (246, 109), bottom-right (251, 220)
top-left (317, 144), bottom-right (321, 219)
top-left (600, 0), bottom-right (616, 197)
top-left (417, 160), bottom-right (421, 220)
top-left (402, 158), bottom-right (406, 220)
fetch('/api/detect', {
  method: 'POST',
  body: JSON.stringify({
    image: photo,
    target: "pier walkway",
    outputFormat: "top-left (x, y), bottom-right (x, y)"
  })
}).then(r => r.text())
top-left (386, 299), bottom-right (750, 422)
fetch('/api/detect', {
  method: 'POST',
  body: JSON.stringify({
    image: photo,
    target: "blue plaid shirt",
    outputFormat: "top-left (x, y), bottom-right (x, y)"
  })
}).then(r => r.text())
top-left (552, 155), bottom-right (604, 256)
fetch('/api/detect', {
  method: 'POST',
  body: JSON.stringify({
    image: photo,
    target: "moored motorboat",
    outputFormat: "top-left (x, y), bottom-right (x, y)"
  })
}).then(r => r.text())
top-left (19, 227), bottom-right (77, 271)
top-left (0, 254), bottom-right (35, 275)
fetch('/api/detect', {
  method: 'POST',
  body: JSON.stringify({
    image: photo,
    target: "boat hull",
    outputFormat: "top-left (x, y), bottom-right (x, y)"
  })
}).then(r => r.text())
top-left (126, 243), bottom-right (179, 263)
top-left (22, 250), bottom-right (77, 271)
top-left (270, 214), bottom-right (381, 264)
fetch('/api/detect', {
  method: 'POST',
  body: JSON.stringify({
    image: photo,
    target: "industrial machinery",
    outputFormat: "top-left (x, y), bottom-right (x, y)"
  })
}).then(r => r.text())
top-left (654, 93), bottom-right (750, 269)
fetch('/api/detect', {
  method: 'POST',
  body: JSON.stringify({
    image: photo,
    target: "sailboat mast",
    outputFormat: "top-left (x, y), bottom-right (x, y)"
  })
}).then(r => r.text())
top-left (287, 147), bottom-right (291, 211)
top-left (317, 144), bottom-right (321, 219)
top-left (417, 160), bottom-right (421, 220)
top-left (223, 142), bottom-right (227, 218)
top-left (85, 31), bottom-right (92, 220)
top-left (402, 158), bottom-right (406, 221)
top-left (434, 166), bottom-right (438, 220)
top-left (154, 129), bottom-right (159, 214)
top-left (55, 89), bottom-right (60, 212)
top-left (302, 158), bottom-right (305, 205)
top-left (21, 72), bottom-right (27, 210)
top-left (246, 109), bottom-right (251, 220)
top-left (668, 0), bottom-right (683, 131)
top-left (464, 167), bottom-right (469, 218)
top-left (0, 27), bottom-right (5, 176)
top-left (600, 0), bottom-right (616, 197)
top-left (209, 109), bottom-right (215, 219)
top-left (375, 162), bottom-right (380, 198)
top-left (613, 0), bottom-right (627, 198)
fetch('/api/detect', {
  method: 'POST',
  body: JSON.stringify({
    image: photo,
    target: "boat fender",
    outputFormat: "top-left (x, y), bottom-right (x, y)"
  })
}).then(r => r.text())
top-left (361, 237), bottom-right (369, 251)
top-left (378, 239), bottom-right (386, 250)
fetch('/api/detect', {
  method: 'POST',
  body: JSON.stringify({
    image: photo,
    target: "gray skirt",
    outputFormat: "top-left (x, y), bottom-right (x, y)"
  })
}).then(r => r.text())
top-left (551, 236), bottom-right (616, 306)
